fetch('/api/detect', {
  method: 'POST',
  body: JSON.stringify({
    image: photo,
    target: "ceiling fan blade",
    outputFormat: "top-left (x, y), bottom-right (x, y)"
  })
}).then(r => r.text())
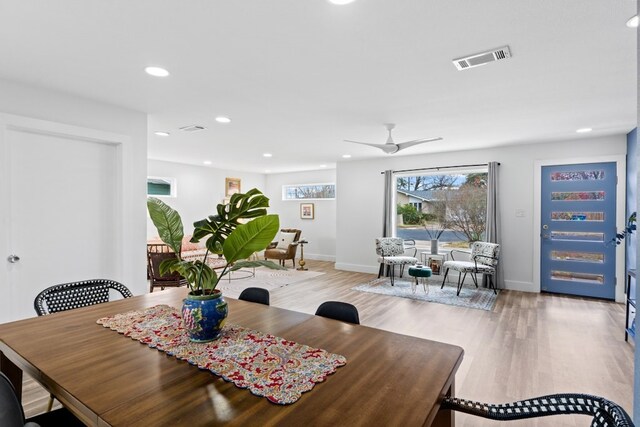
top-left (395, 137), bottom-right (442, 151)
top-left (344, 140), bottom-right (398, 154)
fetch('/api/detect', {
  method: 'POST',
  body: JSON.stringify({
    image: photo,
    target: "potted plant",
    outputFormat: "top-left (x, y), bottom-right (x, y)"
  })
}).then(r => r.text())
top-left (613, 212), bottom-right (637, 245)
top-left (147, 188), bottom-right (284, 342)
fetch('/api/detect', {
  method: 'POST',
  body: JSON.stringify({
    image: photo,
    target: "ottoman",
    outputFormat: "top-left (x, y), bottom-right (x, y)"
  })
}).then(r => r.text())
top-left (408, 266), bottom-right (432, 294)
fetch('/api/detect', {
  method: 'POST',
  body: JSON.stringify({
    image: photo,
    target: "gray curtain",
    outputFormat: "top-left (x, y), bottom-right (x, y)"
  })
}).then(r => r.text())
top-left (382, 170), bottom-right (394, 237)
top-left (485, 161), bottom-right (503, 288)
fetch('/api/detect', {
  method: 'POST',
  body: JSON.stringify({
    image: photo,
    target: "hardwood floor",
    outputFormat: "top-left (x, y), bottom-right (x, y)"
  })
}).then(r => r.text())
top-left (23, 260), bottom-right (634, 426)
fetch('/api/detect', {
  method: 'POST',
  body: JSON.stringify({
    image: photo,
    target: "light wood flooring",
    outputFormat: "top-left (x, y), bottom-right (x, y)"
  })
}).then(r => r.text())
top-left (23, 260), bottom-right (634, 426)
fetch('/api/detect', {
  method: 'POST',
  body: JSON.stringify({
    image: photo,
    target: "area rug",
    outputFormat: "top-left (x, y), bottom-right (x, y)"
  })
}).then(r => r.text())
top-left (216, 268), bottom-right (325, 299)
top-left (352, 277), bottom-right (498, 311)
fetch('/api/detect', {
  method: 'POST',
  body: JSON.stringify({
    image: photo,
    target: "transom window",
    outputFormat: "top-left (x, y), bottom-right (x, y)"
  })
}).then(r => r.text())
top-left (282, 183), bottom-right (336, 200)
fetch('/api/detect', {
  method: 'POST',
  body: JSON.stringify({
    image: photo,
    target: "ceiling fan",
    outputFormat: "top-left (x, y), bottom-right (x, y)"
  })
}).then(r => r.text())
top-left (344, 123), bottom-right (442, 154)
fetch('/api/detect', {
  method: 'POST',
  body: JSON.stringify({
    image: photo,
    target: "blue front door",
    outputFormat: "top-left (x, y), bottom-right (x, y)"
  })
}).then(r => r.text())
top-left (540, 162), bottom-right (617, 299)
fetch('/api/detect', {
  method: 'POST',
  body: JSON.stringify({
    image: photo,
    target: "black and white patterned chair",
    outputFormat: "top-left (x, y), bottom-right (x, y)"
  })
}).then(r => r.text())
top-left (441, 241), bottom-right (500, 296)
top-left (34, 279), bottom-right (133, 316)
top-left (441, 394), bottom-right (634, 426)
top-left (375, 237), bottom-right (418, 285)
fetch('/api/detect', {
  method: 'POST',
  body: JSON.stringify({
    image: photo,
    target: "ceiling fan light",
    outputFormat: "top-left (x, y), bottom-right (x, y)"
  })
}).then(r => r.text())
top-left (328, 0), bottom-right (356, 4)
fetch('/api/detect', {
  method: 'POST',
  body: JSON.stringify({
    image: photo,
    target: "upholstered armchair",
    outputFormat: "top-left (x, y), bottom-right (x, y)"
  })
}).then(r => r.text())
top-left (441, 241), bottom-right (500, 296)
top-left (375, 237), bottom-right (418, 285)
top-left (264, 228), bottom-right (301, 268)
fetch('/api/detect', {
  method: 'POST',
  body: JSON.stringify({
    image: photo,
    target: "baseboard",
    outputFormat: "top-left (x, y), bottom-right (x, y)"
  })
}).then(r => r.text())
top-left (334, 263), bottom-right (379, 275)
top-left (305, 253), bottom-right (336, 262)
top-left (502, 280), bottom-right (537, 293)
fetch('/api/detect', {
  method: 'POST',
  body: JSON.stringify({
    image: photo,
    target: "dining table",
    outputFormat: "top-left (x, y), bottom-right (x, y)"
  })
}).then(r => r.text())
top-left (0, 288), bottom-right (464, 426)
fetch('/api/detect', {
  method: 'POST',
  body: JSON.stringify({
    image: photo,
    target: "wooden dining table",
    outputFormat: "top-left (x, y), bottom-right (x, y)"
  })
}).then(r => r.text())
top-left (0, 288), bottom-right (464, 426)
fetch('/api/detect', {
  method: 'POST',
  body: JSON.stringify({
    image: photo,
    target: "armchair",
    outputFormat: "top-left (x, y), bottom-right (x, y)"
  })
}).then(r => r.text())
top-left (441, 241), bottom-right (500, 296)
top-left (375, 237), bottom-right (418, 286)
top-left (264, 228), bottom-right (301, 268)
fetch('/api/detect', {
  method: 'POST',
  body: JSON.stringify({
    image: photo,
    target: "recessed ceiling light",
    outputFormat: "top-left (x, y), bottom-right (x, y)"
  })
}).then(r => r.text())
top-left (215, 116), bottom-right (231, 124)
top-left (320, 164), bottom-right (327, 168)
top-left (263, 153), bottom-right (273, 158)
top-left (576, 128), bottom-right (593, 133)
top-left (328, 0), bottom-right (356, 4)
top-left (154, 131), bottom-right (170, 137)
top-left (265, 169), bottom-right (271, 173)
top-left (342, 154), bottom-right (352, 158)
top-left (203, 160), bottom-right (212, 165)
top-left (627, 15), bottom-right (639, 28)
top-left (144, 66), bottom-right (170, 77)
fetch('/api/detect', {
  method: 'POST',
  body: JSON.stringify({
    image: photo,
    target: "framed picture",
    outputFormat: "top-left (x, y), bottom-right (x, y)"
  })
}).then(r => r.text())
top-left (300, 203), bottom-right (314, 219)
top-left (225, 177), bottom-right (241, 197)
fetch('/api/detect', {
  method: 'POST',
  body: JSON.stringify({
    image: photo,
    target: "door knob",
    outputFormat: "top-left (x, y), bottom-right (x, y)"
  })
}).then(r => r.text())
top-left (7, 254), bottom-right (20, 263)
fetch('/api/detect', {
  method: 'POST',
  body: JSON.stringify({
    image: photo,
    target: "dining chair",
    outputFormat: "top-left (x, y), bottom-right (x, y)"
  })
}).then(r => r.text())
top-left (0, 372), bottom-right (84, 427)
top-left (238, 287), bottom-right (270, 305)
top-left (34, 279), bottom-right (133, 316)
top-left (441, 393), bottom-right (634, 426)
top-left (33, 279), bottom-right (133, 411)
top-left (315, 301), bottom-right (360, 324)
top-left (375, 237), bottom-right (418, 285)
top-left (440, 241), bottom-right (500, 296)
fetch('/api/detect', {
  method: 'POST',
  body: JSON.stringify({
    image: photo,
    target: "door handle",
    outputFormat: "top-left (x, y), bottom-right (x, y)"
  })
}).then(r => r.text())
top-left (7, 254), bottom-right (20, 263)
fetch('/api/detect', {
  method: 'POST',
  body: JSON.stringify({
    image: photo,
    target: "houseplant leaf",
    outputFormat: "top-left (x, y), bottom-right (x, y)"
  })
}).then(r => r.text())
top-left (223, 215), bottom-right (279, 264)
top-left (147, 197), bottom-right (184, 254)
top-left (230, 259), bottom-right (286, 271)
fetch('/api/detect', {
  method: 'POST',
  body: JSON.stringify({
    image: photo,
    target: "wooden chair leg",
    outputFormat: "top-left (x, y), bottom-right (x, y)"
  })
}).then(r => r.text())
top-left (291, 259), bottom-right (295, 268)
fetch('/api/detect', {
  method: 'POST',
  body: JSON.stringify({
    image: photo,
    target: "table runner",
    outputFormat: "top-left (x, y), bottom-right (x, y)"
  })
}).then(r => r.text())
top-left (97, 305), bottom-right (346, 404)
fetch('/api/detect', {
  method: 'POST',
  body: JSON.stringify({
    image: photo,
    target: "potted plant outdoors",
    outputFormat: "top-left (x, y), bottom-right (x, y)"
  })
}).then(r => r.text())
top-left (147, 188), bottom-right (284, 342)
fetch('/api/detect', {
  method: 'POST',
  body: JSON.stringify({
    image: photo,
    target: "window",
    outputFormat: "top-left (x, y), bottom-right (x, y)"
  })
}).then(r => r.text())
top-left (395, 170), bottom-right (488, 250)
top-left (147, 177), bottom-right (176, 197)
top-left (282, 183), bottom-right (336, 200)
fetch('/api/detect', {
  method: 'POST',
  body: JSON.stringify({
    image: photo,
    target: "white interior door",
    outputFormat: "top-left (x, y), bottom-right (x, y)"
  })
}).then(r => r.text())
top-left (1, 125), bottom-right (118, 322)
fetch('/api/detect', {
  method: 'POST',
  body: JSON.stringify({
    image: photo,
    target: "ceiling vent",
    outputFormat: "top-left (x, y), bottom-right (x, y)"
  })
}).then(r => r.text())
top-left (453, 46), bottom-right (511, 71)
top-left (179, 125), bottom-right (207, 132)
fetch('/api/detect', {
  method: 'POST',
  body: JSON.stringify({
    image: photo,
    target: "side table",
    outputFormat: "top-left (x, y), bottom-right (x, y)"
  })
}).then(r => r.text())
top-left (420, 251), bottom-right (448, 276)
top-left (297, 240), bottom-right (309, 271)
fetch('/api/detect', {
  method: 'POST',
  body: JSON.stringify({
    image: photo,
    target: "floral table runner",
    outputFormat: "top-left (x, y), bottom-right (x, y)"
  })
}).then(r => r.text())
top-left (96, 305), bottom-right (346, 404)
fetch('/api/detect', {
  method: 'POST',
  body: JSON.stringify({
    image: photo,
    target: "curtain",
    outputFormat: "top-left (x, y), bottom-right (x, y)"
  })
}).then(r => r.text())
top-left (382, 170), bottom-right (394, 237)
top-left (485, 161), bottom-right (503, 288)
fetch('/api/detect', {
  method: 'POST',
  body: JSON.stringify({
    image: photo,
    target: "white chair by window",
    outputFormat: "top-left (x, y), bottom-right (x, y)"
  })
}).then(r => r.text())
top-left (375, 237), bottom-right (418, 285)
top-left (441, 242), bottom-right (500, 296)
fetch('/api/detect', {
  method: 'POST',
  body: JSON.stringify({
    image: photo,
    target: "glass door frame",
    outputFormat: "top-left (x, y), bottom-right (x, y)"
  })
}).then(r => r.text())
top-left (533, 155), bottom-right (626, 302)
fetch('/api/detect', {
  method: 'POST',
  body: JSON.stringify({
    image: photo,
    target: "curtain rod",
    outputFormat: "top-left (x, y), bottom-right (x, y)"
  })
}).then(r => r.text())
top-left (380, 163), bottom-right (500, 175)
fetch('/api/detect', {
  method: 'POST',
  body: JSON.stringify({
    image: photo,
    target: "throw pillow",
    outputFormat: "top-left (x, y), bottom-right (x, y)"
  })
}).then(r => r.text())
top-left (276, 232), bottom-right (297, 249)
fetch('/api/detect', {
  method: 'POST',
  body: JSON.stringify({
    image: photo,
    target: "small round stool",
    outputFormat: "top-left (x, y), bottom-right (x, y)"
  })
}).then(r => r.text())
top-left (408, 266), bottom-right (432, 294)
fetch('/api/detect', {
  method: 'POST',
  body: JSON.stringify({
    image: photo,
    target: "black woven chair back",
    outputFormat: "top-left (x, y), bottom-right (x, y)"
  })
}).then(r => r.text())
top-left (0, 373), bottom-right (24, 427)
top-left (442, 394), bottom-right (634, 427)
top-left (315, 301), bottom-right (360, 324)
top-left (238, 287), bottom-right (270, 305)
top-left (34, 279), bottom-right (133, 316)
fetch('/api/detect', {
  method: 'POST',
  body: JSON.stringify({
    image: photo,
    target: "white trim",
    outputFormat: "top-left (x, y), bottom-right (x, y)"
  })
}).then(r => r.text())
top-left (533, 155), bottom-right (626, 302)
top-left (334, 262), bottom-right (380, 274)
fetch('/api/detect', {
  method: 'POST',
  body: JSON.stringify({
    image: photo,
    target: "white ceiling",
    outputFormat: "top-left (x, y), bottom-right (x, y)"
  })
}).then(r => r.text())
top-left (0, 1), bottom-right (636, 173)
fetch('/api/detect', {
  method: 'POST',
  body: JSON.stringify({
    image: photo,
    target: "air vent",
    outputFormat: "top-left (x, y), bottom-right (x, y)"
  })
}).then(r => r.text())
top-left (453, 46), bottom-right (511, 71)
top-left (179, 125), bottom-right (207, 132)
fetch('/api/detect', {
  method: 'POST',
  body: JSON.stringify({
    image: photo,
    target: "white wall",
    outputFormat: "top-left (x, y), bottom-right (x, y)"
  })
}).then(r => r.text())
top-left (147, 160), bottom-right (266, 238)
top-left (336, 135), bottom-right (627, 293)
top-left (265, 169), bottom-right (337, 261)
top-left (0, 78), bottom-right (148, 295)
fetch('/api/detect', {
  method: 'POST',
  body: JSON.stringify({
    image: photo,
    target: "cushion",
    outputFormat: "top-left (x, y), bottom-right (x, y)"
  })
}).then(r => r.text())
top-left (276, 232), bottom-right (297, 249)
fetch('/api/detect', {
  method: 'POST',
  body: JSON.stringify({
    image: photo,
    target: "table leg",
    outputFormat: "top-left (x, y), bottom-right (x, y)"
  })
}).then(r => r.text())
top-left (432, 382), bottom-right (455, 427)
top-left (1, 351), bottom-right (23, 401)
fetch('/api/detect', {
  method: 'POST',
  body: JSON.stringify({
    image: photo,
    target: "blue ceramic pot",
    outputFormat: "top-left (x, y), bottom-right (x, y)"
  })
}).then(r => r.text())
top-left (182, 290), bottom-right (228, 342)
